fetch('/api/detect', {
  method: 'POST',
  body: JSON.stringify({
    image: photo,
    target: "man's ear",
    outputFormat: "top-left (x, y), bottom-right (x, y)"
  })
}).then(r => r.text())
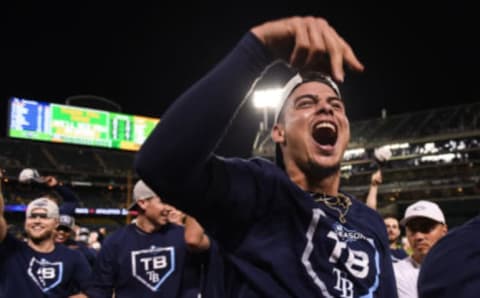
top-left (136, 199), bottom-right (147, 211)
top-left (442, 224), bottom-right (448, 235)
top-left (271, 123), bottom-right (285, 144)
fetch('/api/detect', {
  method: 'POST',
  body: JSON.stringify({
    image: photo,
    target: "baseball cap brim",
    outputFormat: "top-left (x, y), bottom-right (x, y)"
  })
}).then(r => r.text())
top-left (127, 201), bottom-right (139, 211)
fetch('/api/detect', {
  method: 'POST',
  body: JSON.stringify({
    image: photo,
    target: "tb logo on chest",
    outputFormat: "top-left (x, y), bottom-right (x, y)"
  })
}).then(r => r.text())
top-left (302, 209), bottom-right (378, 298)
top-left (131, 246), bottom-right (175, 291)
top-left (27, 257), bottom-right (63, 292)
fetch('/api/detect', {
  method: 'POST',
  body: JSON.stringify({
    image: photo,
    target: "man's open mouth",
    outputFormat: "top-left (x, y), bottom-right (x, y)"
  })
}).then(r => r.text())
top-left (312, 121), bottom-right (337, 146)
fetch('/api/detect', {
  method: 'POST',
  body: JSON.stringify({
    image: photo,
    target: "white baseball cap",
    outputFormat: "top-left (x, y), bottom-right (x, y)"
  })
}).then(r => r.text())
top-left (26, 198), bottom-right (59, 219)
top-left (400, 200), bottom-right (446, 226)
top-left (18, 168), bottom-right (46, 184)
top-left (273, 70), bottom-right (341, 124)
top-left (128, 180), bottom-right (159, 210)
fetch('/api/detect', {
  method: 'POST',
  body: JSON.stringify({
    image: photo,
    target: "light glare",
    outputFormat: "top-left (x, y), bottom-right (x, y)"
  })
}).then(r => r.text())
top-left (252, 88), bottom-right (283, 109)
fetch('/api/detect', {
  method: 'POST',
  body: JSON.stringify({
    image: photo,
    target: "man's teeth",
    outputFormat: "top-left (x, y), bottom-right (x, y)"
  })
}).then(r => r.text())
top-left (315, 122), bottom-right (336, 132)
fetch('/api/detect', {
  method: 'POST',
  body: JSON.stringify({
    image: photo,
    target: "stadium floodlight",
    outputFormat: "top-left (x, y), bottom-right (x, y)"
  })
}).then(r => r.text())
top-left (252, 88), bottom-right (284, 109)
top-left (252, 88), bottom-right (284, 132)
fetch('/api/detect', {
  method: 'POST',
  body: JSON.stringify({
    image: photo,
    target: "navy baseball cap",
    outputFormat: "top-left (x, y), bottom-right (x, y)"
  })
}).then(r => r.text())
top-left (58, 214), bottom-right (75, 230)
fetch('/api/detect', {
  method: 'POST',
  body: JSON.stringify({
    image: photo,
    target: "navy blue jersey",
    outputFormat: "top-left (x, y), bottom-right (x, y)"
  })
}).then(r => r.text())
top-left (418, 215), bottom-right (480, 298)
top-left (87, 223), bottom-right (201, 298)
top-left (198, 158), bottom-right (395, 297)
top-left (135, 33), bottom-right (397, 297)
top-left (390, 248), bottom-right (408, 263)
top-left (0, 233), bottom-right (91, 297)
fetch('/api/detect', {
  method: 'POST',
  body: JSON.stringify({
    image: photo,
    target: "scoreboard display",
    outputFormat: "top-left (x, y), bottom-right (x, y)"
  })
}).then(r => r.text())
top-left (8, 97), bottom-right (159, 151)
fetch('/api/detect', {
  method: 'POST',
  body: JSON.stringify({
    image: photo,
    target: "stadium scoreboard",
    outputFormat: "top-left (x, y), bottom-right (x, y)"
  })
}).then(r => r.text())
top-left (8, 97), bottom-right (159, 151)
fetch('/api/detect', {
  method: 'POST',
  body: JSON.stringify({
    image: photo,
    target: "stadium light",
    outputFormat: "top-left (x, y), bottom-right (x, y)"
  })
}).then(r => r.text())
top-left (343, 148), bottom-right (366, 161)
top-left (252, 88), bottom-right (284, 132)
top-left (252, 88), bottom-right (284, 109)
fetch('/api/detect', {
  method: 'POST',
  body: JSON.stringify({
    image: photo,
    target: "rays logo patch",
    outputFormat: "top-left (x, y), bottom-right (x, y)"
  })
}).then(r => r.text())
top-left (27, 257), bottom-right (63, 292)
top-left (131, 246), bottom-right (175, 291)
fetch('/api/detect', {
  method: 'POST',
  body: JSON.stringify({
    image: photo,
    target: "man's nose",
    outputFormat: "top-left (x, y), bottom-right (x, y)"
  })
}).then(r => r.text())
top-left (412, 232), bottom-right (426, 240)
top-left (315, 99), bottom-right (334, 115)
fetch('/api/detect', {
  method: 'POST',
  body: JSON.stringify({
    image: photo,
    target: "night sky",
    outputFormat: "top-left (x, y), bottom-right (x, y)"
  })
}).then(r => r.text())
top-left (1, 1), bottom-right (478, 157)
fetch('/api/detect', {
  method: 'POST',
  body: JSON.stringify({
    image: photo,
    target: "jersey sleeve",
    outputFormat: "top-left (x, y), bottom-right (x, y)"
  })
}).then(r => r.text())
top-left (135, 32), bottom-right (273, 215)
top-left (0, 233), bottom-right (21, 257)
top-left (55, 184), bottom-right (80, 216)
top-left (418, 217), bottom-right (480, 298)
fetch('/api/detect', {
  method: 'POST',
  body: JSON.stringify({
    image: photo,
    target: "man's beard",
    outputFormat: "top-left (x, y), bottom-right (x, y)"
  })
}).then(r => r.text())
top-left (27, 229), bottom-right (53, 244)
top-left (389, 236), bottom-right (399, 244)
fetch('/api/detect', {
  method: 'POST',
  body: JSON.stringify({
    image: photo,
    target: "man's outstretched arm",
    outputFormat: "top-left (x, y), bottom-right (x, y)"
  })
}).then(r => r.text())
top-left (44, 176), bottom-right (80, 215)
top-left (365, 169), bottom-right (382, 210)
top-left (135, 16), bottom-right (364, 209)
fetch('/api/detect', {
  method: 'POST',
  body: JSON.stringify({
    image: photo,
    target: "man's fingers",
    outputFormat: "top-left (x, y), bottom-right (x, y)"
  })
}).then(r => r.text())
top-left (302, 17), bottom-right (330, 72)
top-left (252, 16), bottom-right (364, 80)
top-left (289, 17), bottom-right (311, 69)
top-left (319, 23), bottom-right (345, 82)
top-left (313, 20), bottom-right (364, 81)
top-left (338, 36), bottom-right (364, 73)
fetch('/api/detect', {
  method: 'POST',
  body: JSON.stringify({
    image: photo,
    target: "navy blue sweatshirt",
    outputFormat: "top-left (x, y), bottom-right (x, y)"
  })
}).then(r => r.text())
top-left (135, 32), bottom-right (397, 297)
top-left (418, 215), bottom-right (480, 298)
top-left (87, 223), bottom-right (201, 298)
top-left (0, 234), bottom-right (91, 297)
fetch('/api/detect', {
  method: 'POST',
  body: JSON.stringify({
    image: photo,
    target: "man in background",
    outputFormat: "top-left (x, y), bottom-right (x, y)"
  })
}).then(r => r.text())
top-left (55, 214), bottom-right (97, 267)
top-left (86, 180), bottom-right (210, 298)
top-left (394, 200), bottom-right (447, 298)
top-left (384, 215), bottom-right (408, 262)
top-left (364, 169), bottom-right (408, 262)
top-left (418, 212), bottom-right (480, 297)
top-left (0, 196), bottom-right (91, 297)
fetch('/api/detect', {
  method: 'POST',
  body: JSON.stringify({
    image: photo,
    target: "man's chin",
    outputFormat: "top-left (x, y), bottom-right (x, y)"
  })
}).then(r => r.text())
top-left (28, 232), bottom-right (53, 243)
top-left (309, 158), bottom-right (341, 177)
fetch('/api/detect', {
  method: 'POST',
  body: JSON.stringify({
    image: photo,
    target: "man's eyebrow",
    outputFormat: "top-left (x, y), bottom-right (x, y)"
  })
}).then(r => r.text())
top-left (293, 93), bottom-right (317, 102)
top-left (292, 93), bottom-right (344, 102)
